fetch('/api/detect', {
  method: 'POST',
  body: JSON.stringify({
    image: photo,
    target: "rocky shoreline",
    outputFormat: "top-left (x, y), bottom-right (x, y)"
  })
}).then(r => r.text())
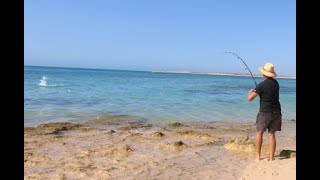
top-left (24, 120), bottom-right (296, 179)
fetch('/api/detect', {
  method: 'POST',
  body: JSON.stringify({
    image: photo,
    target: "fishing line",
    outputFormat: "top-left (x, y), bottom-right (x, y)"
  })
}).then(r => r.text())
top-left (225, 52), bottom-right (257, 87)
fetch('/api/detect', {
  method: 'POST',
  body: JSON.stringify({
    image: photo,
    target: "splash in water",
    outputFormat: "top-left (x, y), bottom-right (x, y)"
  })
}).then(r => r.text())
top-left (38, 76), bottom-right (64, 87)
top-left (38, 76), bottom-right (48, 86)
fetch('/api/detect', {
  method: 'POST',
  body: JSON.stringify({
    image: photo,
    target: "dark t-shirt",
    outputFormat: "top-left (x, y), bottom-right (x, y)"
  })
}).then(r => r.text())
top-left (254, 78), bottom-right (281, 113)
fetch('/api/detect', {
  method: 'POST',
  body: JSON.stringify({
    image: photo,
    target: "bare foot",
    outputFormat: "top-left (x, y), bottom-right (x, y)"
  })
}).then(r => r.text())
top-left (268, 158), bottom-right (275, 161)
top-left (256, 157), bottom-right (268, 162)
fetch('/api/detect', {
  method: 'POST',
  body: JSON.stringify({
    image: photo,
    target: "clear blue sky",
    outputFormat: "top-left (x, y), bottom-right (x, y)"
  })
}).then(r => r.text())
top-left (25, 0), bottom-right (296, 76)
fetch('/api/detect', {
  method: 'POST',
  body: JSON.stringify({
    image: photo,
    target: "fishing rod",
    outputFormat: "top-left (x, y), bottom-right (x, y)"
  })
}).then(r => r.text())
top-left (225, 52), bottom-right (257, 87)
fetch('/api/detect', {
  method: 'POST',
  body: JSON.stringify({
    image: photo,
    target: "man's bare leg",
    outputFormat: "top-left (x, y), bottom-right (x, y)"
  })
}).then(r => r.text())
top-left (268, 132), bottom-right (276, 161)
top-left (256, 131), bottom-right (264, 161)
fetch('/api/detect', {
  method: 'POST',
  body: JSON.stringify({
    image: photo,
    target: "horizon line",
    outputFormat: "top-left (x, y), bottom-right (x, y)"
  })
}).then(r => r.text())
top-left (24, 64), bottom-right (296, 79)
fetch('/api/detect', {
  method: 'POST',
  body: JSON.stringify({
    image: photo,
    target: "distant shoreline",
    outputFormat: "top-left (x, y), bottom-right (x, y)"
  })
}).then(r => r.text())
top-left (150, 70), bottom-right (296, 80)
top-left (24, 65), bottom-right (296, 80)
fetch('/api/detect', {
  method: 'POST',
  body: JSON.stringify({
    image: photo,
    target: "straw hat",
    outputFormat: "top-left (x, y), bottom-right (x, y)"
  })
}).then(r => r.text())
top-left (259, 63), bottom-right (277, 77)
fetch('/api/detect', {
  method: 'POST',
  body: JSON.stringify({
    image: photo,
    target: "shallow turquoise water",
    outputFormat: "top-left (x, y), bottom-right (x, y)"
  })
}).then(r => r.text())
top-left (24, 66), bottom-right (296, 126)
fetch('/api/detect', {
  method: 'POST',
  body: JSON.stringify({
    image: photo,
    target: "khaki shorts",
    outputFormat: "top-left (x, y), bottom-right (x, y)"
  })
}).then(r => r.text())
top-left (256, 112), bottom-right (282, 133)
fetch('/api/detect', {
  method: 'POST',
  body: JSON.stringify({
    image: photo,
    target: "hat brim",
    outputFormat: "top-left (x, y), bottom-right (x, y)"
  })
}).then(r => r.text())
top-left (259, 67), bottom-right (276, 77)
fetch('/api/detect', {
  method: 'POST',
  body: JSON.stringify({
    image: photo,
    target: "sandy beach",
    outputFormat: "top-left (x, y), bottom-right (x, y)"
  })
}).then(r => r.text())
top-left (24, 117), bottom-right (296, 180)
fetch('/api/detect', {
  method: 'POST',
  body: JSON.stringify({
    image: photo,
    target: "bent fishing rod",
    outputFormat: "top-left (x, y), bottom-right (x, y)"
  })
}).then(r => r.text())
top-left (225, 52), bottom-right (257, 87)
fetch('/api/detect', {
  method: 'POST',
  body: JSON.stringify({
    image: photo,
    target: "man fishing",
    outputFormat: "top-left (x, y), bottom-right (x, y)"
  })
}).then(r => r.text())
top-left (247, 62), bottom-right (282, 161)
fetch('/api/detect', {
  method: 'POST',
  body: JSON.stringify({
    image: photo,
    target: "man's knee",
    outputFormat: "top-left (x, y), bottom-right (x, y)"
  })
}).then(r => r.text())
top-left (268, 132), bottom-right (276, 137)
top-left (256, 131), bottom-right (264, 134)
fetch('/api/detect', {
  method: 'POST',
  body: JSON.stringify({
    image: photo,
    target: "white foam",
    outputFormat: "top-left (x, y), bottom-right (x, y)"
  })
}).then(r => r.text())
top-left (38, 76), bottom-right (48, 86)
top-left (38, 76), bottom-right (63, 87)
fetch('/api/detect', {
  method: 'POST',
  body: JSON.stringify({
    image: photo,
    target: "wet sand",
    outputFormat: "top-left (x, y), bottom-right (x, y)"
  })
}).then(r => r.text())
top-left (24, 118), bottom-right (296, 180)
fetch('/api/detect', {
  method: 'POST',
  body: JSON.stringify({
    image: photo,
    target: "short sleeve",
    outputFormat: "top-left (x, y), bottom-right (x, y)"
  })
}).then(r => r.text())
top-left (254, 82), bottom-right (263, 95)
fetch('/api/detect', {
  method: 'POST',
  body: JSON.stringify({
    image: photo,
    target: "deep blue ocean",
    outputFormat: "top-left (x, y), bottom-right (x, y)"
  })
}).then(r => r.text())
top-left (24, 66), bottom-right (296, 126)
